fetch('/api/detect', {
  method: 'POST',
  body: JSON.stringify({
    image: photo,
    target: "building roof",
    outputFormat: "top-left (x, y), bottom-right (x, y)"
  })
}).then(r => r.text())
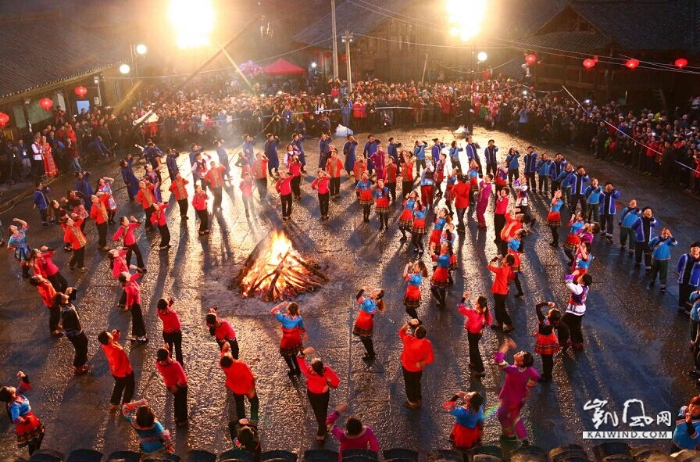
top-left (535, 1), bottom-right (697, 53)
top-left (517, 30), bottom-right (611, 54)
top-left (293, 0), bottom-right (415, 47)
top-left (0, 16), bottom-right (124, 99)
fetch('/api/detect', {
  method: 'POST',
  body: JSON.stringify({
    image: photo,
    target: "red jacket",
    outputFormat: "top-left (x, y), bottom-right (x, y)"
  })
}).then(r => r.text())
top-left (64, 220), bottom-right (87, 249)
top-left (386, 163), bottom-right (398, 183)
top-left (135, 185), bottom-right (156, 209)
top-left (156, 359), bottom-right (187, 390)
top-left (298, 356), bottom-right (340, 393)
top-left (35, 279), bottom-right (56, 308)
top-left (276, 177), bottom-right (293, 196)
top-left (239, 179), bottom-right (255, 198)
top-left (169, 178), bottom-right (189, 200)
top-left (399, 327), bottom-right (434, 372)
top-left (488, 263), bottom-right (514, 295)
top-left (311, 177), bottom-right (330, 195)
top-left (205, 165), bottom-right (226, 188)
top-left (102, 342), bottom-right (133, 377)
top-left (34, 251), bottom-right (59, 277)
top-left (192, 192), bottom-right (208, 211)
top-left (453, 181), bottom-right (471, 209)
top-left (113, 223), bottom-right (140, 246)
top-left (221, 353), bottom-right (255, 395)
top-left (325, 157), bottom-right (344, 178)
top-left (90, 201), bottom-right (109, 224)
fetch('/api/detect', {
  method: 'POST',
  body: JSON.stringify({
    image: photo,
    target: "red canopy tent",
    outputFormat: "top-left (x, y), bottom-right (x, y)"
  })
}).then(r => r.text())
top-left (261, 58), bottom-right (306, 76)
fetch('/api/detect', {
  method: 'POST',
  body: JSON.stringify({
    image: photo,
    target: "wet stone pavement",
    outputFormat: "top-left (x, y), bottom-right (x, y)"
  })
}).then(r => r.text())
top-left (0, 126), bottom-right (698, 457)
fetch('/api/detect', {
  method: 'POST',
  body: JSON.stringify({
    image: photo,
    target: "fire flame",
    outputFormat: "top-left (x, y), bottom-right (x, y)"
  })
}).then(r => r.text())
top-left (238, 230), bottom-right (327, 301)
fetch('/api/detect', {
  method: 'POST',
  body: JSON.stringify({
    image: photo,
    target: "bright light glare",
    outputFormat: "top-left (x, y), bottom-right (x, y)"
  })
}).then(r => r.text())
top-left (119, 64), bottom-right (131, 75)
top-left (477, 51), bottom-right (488, 62)
top-left (135, 44), bottom-right (148, 55)
top-left (447, 0), bottom-right (488, 43)
top-left (311, 62), bottom-right (317, 68)
top-left (169, 0), bottom-right (215, 49)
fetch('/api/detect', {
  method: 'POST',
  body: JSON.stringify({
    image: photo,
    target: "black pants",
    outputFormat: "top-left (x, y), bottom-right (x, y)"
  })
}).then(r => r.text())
top-left (318, 192), bottom-right (329, 217)
top-left (256, 178), bottom-right (268, 201)
top-left (680, 283), bottom-right (698, 310)
top-left (110, 372), bottom-right (135, 405)
top-left (158, 224), bottom-right (170, 247)
top-left (513, 272), bottom-right (524, 295)
top-left (541, 354), bottom-right (553, 380)
top-left (561, 313), bottom-right (583, 345)
top-left (68, 332), bottom-right (88, 368)
top-left (538, 175), bottom-right (549, 193)
top-left (402, 180), bottom-right (413, 195)
top-left (96, 222), bottom-right (107, 248)
top-left (130, 303), bottom-right (147, 337)
top-left (211, 186), bottom-right (223, 210)
top-left (307, 390), bottom-right (330, 436)
top-left (172, 386), bottom-right (188, 424)
top-left (551, 180), bottom-right (561, 196)
top-left (163, 331), bottom-right (183, 365)
top-left (570, 195), bottom-right (587, 214)
top-left (411, 232), bottom-right (424, 251)
top-left (48, 272), bottom-right (68, 293)
top-left (387, 182), bottom-right (396, 202)
top-left (126, 243), bottom-right (144, 268)
top-left (508, 169), bottom-right (519, 184)
top-left (39, 208), bottom-right (48, 224)
top-left (144, 205), bottom-right (155, 230)
top-left (27, 434), bottom-right (43, 455)
top-left (493, 293), bottom-right (512, 326)
top-left (486, 162), bottom-right (497, 177)
top-left (217, 338), bottom-right (239, 359)
top-left (525, 172), bottom-right (536, 188)
top-left (282, 354), bottom-right (300, 373)
top-left (467, 332), bottom-right (484, 372)
top-left (378, 212), bottom-right (389, 229)
top-left (292, 176), bottom-right (302, 198)
top-left (360, 336), bottom-right (376, 357)
top-left (330, 177), bottom-right (341, 196)
top-left (456, 207), bottom-right (467, 230)
top-left (69, 247), bottom-right (85, 269)
top-left (48, 305), bottom-right (61, 332)
top-left (402, 366), bottom-right (423, 403)
top-left (197, 209), bottom-right (209, 233)
top-left (281, 193), bottom-right (292, 218)
top-left (119, 290), bottom-right (127, 308)
top-left (177, 198), bottom-right (189, 218)
top-left (31, 159), bottom-right (44, 181)
top-left (550, 226), bottom-right (560, 245)
top-left (600, 214), bottom-right (614, 235)
top-left (635, 241), bottom-right (652, 267)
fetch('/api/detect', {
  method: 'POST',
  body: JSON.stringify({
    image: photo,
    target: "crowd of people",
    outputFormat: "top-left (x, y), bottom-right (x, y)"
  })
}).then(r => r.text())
top-left (2, 72), bottom-right (700, 458)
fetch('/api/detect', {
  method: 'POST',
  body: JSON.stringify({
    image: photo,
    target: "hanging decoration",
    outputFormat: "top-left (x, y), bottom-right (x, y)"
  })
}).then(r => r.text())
top-left (39, 98), bottom-right (54, 111)
top-left (0, 112), bottom-right (9, 127)
top-left (675, 58), bottom-right (688, 69)
top-left (323, 51), bottom-right (332, 58)
top-left (625, 59), bottom-right (639, 69)
top-left (75, 86), bottom-right (88, 98)
top-left (582, 58), bottom-right (596, 69)
top-left (340, 54), bottom-right (347, 62)
top-left (525, 54), bottom-right (537, 65)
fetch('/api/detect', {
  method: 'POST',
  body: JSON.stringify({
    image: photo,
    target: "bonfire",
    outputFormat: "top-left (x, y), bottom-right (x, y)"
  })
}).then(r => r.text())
top-left (234, 230), bottom-right (328, 302)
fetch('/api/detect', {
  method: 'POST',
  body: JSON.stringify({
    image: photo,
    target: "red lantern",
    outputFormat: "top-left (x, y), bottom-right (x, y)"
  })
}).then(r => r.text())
top-left (675, 58), bottom-right (688, 69)
top-left (340, 54), bottom-right (347, 62)
top-left (582, 58), bottom-right (596, 69)
top-left (625, 58), bottom-right (640, 69)
top-left (39, 98), bottom-right (54, 112)
top-left (75, 86), bottom-right (88, 98)
top-left (0, 112), bottom-right (9, 128)
top-left (323, 51), bottom-right (332, 58)
top-left (525, 54), bottom-right (537, 65)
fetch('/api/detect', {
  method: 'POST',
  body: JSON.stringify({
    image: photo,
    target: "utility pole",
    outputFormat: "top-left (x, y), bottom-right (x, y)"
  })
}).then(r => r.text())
top-left (342, 30), bottom-right (353, 92)
top-left (331, 0), bottom-right (339, 79)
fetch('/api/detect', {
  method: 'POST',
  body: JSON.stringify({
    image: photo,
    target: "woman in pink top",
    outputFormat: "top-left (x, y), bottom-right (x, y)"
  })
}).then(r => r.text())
top-left (113, 216), bottom-right (145, 270)
top-left (326, 404), bottom-right (379, 458)
top-left (297, 346), bottom-right (340, 443)
top-left (458, 291), bottom-right (492, 378)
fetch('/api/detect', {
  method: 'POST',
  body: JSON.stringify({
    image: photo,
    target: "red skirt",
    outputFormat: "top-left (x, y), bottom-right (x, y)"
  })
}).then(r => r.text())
top-left (280, 330), bottom-right (303, 356)
top-left (375, 197), bottom-right (390, 213)
top-left (399, 209), bottom-right (414, 227)
top-left (564, 233), bottom-right (581, 250)
top-left (404, 285), bottom-right (421, 307)
top-left (431, 267), bottom-right (449, 288)
top-left (412, 218), bottom-right (426, 234)
top-left (547, 211), bottom-right (561, 227)
top-left (359, 189), bottom-right (373, 205)
top-left (353, 310), bottom-right (374, 337)
top-left (429, 229), bottom-right (442, 248)
top-left (450, 422), bottom-right (482, 449)
top-left (15, 411), bottom-right (44, 448)
top-left (449, 254), bottom-right (458, 270)
top-left (535, 332), bottom-right (560, 355)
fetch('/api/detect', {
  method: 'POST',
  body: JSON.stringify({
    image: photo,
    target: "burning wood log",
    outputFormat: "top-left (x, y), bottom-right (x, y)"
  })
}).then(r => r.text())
top-left (235, 230), bottom-right (328, 301)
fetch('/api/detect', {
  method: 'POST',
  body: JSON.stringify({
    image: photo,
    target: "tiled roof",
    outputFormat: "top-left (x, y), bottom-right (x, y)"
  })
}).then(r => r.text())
top-left (0, 16), bottom-right (124, 99)
top-left (293, 0), bottom-right (411, 47)
top-left (517, 30), bottom-right (612, 54)
top-left (566, 1), bottom-right (694, 52)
